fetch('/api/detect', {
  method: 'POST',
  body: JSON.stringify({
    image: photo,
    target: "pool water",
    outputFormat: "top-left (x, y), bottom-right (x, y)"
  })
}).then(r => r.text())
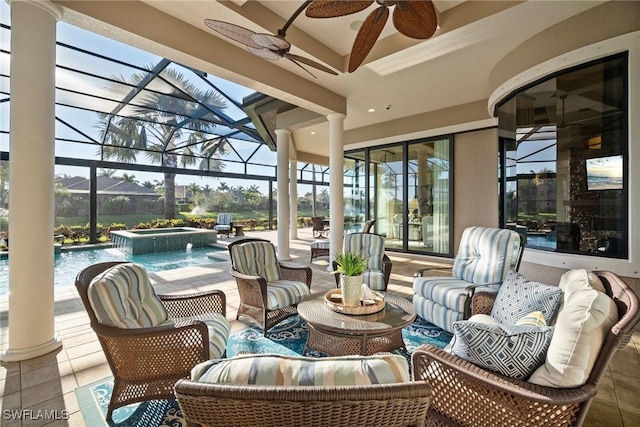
top-left (526, 234), bottom-right (557, 249)
top-left (0, 246), bottom-right (223, 296)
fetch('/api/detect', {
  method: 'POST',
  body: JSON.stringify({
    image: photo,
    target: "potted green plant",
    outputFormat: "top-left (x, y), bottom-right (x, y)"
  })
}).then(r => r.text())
top-left (332, 251), bottom-right (367, 307)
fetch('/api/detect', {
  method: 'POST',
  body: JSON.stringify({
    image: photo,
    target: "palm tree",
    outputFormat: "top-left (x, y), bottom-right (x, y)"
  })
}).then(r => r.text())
top-left (120, 173), bottom-right (138, 183)
top-left (95, 66), bottom-right (229, 219)
top-left (99, 169), bottom-right (117, 178)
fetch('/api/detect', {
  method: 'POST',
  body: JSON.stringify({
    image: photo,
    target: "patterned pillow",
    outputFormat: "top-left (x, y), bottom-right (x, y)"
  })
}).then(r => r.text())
top-left (191, 353), bottom-right (410, 386)
top-left (451, 321), bottom-right (553, 380)
top-left (491, 270), bottom-right (562, 325)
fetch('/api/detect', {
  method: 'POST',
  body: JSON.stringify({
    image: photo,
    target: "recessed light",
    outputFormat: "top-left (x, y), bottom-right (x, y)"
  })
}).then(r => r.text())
top-left (310, 131), bottom-right (317, 135)
top-left (368, 108), bottom-right (376, 113)
top-left (349, 20), bottom-right (363, 31)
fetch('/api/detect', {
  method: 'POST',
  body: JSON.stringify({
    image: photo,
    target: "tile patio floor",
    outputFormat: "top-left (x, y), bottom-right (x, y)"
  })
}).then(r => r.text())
top-left (0, 227), bottom-right (638, 426)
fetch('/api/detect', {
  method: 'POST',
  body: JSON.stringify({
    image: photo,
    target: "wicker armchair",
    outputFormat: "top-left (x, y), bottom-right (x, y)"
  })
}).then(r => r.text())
top-left (311, 216), bottom-right (330, 238)
top-left (174, 379), bottom-right (431, 427)
top-left (332, 232), bottom-right (392, 291)
top-left (228, 238), bottom-right (312, 335)
top-left (75, 261), bottom-right (230, 422)
top-left (411, 270), bottom-right (639, 427)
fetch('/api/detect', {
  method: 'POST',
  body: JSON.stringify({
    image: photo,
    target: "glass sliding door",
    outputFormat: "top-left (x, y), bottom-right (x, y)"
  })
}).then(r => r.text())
top-left (370, 146), bottom-right (404, 250)
top-left (345, 138), bottom-right (452, 255)
top-left (408, 139), bottom-right (451, 254)
top-left (344, 153), bottom-right (367, 232)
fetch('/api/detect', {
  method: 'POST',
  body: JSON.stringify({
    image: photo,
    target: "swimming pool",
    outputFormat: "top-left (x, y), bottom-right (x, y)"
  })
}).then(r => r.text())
top-left (0, 246), bottom-right (224, 296)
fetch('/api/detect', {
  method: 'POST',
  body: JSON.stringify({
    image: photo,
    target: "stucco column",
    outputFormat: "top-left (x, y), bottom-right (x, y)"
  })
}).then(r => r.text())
top-left (275, 129), bottom-right (291, 260)
top-left (328, 113), bottom-right (345, 270)
top-left (289, 160), bottom-right (298, 240)
top-left (1, 0), bottom-right (63, 361)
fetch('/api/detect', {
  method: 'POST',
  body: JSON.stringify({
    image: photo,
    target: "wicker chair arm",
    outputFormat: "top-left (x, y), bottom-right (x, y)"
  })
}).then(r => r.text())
top-left (412, 344), bottom-right (596, 405)
top-left (280, 262), bottom-right (312, 287)
top-left (471, 291), bottom-right (498, 315)
top-left (93, 320), bottom-right (210, 378)
top-left (229, 268), bottom-right (269, 308)
top-left (159, 289), bottom-right (226, 317)
top-left (413, 265), bottom-right (453, 278)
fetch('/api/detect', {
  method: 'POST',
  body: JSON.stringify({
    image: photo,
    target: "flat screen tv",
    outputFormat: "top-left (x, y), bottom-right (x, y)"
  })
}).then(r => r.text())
top-left (586, 155), bottom-right (623, 191)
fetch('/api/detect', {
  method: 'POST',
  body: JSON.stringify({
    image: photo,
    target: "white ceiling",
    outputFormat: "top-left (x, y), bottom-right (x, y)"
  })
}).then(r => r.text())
top-left (139, 0), bottom-right (605, 161)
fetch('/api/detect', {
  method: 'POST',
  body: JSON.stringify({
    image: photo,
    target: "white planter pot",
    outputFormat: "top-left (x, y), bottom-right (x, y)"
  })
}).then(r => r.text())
top-left (340, 274), bottom-right (363, 307)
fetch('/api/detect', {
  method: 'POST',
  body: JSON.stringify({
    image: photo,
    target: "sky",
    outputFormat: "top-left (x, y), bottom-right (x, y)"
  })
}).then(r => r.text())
top-left (0, 1), bottom-right (323, 197)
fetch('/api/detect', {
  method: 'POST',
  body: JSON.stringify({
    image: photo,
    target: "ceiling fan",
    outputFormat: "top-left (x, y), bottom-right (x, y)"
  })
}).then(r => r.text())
top-left (305, 0), bottom-right (438, 73)
top-left (204, 1), bottom-right (338, 78)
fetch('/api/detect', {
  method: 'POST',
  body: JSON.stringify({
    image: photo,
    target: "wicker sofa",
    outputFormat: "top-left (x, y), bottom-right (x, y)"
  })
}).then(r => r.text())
top-left (411, 270), bottom-right (639, 427)
top-left (174, 353), bottom-right (431, 427)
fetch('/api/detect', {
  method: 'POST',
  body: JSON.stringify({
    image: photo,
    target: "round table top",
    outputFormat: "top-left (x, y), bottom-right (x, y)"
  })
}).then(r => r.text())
top-left (297, 293), bottom-right (416, 335)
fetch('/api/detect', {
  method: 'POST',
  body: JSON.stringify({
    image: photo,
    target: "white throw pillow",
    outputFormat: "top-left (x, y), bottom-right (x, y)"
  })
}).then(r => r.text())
top-left (528, 270), bottom-right (618, 387)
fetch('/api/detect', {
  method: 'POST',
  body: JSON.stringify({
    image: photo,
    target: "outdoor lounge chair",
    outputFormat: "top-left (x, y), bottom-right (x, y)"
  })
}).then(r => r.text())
top-left (311, 216), bottom-right (329, 238)
top-left (228, 238), bottom-right (312, 336)
top-left (310, 218), bottom-right (376, 261)
top-left (213, 212), bottom-right (233, 237)
top-left (75, 261), bottom-right (230, 422)
top-left (411, 270), bottom-right (640, 426)
top-left (412, 226), bottom-right (524, 333)
top-left (332, 232), bottom-right (391, 291)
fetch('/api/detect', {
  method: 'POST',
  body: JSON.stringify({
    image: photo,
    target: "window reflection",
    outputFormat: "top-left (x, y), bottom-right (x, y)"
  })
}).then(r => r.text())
top-left (498, 54), bottom-right (627, 258)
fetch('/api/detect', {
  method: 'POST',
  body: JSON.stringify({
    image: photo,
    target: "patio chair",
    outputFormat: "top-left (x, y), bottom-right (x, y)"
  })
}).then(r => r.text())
top-left (311, 216), bottom-right (329, 238)
top-left (411, 270), bottom-right (640, 427)
top-left (332, 232), bottom-right (392, 291)
top-left (214, 212), bottom-right (233, 237)
top-left (228, 238), bottom-right (312, 336)
top-left (175, 353), bottom-right (431, 427)
top-left (412, 226), bottom-right (524, 333)
top-left (310, 219), bottom-right (376, 261)
top-left (75, 261), bottom-right (230, 422)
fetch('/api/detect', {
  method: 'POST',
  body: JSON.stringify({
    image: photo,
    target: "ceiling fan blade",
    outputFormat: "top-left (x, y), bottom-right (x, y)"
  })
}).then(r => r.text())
top-left (285, 52), bottom-right (339, 76)
top-left (251, 33), bottom-right (291, 51)
top-left (348, 6), bottom-right (389, 73)
top-left (204, 19), bottom-right (261, 49)
top-left (392, 0), bottom-right (438, 39)
top-left (247, 46), bottom-right (282, 61)
top-left (284, 56), bottom-right (319, 79)
top-left (305, 0), bottom-right (374, 18)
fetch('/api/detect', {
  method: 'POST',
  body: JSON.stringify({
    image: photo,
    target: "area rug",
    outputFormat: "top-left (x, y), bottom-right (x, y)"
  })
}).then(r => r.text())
top-left (76, 316), bottom-right (451, 426)
top-left (75, 377), bottom-right (184, 427)
top-left (227, 315), bottom-right (453, 357)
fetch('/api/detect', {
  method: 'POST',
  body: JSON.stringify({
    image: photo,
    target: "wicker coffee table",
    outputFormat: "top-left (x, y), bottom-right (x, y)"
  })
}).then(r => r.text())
top-left (297, 293), bottom-right (416, 356)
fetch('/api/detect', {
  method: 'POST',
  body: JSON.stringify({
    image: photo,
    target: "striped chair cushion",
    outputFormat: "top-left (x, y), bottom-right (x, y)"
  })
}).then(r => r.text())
top-left (413, 276), bottom-right (500, 312)
top-left (452, 227), bottom-right (521, 285)
top-left (413, 294), bottom-right (465, 333)
top-left (265, 279), bottom-right (311, 310)
top-left (164, 312), bottom-right (231, 359)
top-left (364, 270), bottom-right (386, 291)
top-left (88, 263), bottom-right (168, 329)
top-left (217, 213), bottom-right (232, 225)
top-left (191, 353), bottom-right (410, 386)
top-left (213, 224), bottom-right (231, 231)
top-left (344, 233), bottom-right (385, 271)
top-left (310, 240), bottom-right (330, 250)
top-left (230, 241), bottom-right (282, 282)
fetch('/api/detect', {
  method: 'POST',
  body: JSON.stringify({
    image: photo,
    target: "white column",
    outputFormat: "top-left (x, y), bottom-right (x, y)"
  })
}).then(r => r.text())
top-left (289, 160), bottom-right (298, 240)
top-left (328, 113), bottom-right (345, 270)
top-left (275, 129), bottom-right (291, 260)
top-left (2, 0), bottom-right (63, 361)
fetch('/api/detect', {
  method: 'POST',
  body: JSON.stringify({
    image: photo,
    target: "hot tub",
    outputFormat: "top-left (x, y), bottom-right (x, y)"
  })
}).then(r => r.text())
top-left (111, 227), bottom-right (218, 255)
